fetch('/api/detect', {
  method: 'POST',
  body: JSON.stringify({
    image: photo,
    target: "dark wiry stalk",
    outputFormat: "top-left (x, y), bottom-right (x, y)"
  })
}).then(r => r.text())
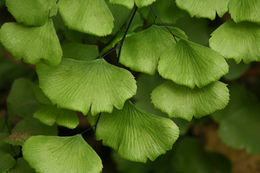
top-left (101, 5), bottom-right (138, 59)
top-left (117, 5), bottom-right (138, 59)
top-left (149, 5), bottom-right (178, 42)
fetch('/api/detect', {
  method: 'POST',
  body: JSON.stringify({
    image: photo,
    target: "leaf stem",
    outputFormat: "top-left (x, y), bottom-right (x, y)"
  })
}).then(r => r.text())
top-left (117, 5), bottom-right (138, 59)
top-left (149, 5), bottom-right (178, 42)
top-left (100, 5), bottom-right (138, 59)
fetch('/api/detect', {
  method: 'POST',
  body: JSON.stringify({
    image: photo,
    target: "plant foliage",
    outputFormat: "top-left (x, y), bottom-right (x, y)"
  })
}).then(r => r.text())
top-left (0, 0), bottom-right (259, 172)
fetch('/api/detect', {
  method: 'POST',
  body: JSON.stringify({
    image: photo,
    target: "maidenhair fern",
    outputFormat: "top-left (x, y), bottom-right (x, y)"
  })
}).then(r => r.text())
top-left (0, 0), bottom-right (260, 172)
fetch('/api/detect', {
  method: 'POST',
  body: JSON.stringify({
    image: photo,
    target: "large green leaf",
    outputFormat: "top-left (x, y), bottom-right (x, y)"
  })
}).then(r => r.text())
top-left (0, 152), bottom-right (16, 172)
top-left (110, 0), bottom-right (156, 8)
top-left (7, 79), bottom-right (40, 118)
top-left (23, 135), bottom-right (102, 173)
top-left (8, 158), bottom-right (35, 173)
top-left (58, 0), bottom-right (114, 36)
top-left (158, 39), bottom-right (228, 88)
top-left (6, 118), bottom-right (57, 146)
top-left (62, 42), bottom-right (98, 60)
top-left (229, 0), bottom-right (260, 23)
top-left (172, 138), bottom-right (231, 173)
top-left (120, 25), bottom-right (186, 75)
top-left (96, 101), bottom-right (179, 162)
top-left (210, 20), bottom-right (260, 63)
top-left (151, 81), bottom-right (229, 121)
top-left (0, 20), bottom-right (62, 65)
top-left (36, 58), bottom-right (137, 115)
top-left (176, 0), bottom-right (228, 20)
top-left (34, 105), bottom-right (79, 129)
top-left (6, 0), bottom-right (57, 26)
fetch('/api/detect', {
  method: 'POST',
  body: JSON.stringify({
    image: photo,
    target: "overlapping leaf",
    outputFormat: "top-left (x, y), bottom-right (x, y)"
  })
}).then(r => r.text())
top-left (224, 60), bottom-right (249, 80)
top-left (0, 20), bottom-right (62, 65)
top-left (120, 25), bottom-right (186, 74)
top-left (151, 81), bottom-right (229, 121)
top-left (58, 0), bottom-right (114, 36)
top-left (140, 0), bottom-right (187, 25)
top-left (110, 0), bottom-right (156, 9)
top-left (176, 0), bottom-right (228, 20)
top-left (229, 0), bottom-right (260, 23)
top-left (7, 79), bottom-right (40, 118)
top-left (0, 51), bottom-right (32, 89)
top-left (134, 74), bottom-right (190, 135)
top-left (210, 20), bottom-right (260, 63)
top-left (96, 101), bottom-right (179, 162)
top-left (23, 135), bottom-right (102, 173)
top-left (0, 152), bottom-right (16, 172)
top-left (158, 39), bottom-right (228, 88)
top-left (6, 0), bottom-right (57, 26)
top-left (6, 118), bottom-right (57, 145)
top-left (213, 85), bottom-right (260, 154)
top-left (219, 104), bottom-right (260, 154)
top-left (8, 158), bottom-right (35, 173)
top-left (34, 105), bottom-right (79, 129)
top-left (172, 138), bottom-right (231, 173)
top-left (36, 58), bottom-right (137, 115)
top-left (62, 42), bottom-right (98, 60)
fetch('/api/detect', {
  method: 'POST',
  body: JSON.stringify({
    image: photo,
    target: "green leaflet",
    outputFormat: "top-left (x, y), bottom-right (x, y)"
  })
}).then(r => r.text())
top-left (23, 135), bottom-right (102, 173)
top-left (110, 0), bottom-right (156, 9)
top-left (96, 101), bottom-right (179, 162)
top-left (151, 81), bottom-right (229, 121)
top-left (158, 39), bottom-right (228, 88)
top-left (6, 0), bottom-right (57, 26)
top-left (58, 0), bottom-right (114, 36)
top-left (34, 105), bottom-right (79, 129)
top-left (0, 152), bottom-right (16, 172)
top-left (62, 42), bottom-right (99, 60)
top-left (176, 0), bottom-right (228, 20)
top-left (36, 58), bottom-right (137, 115)
top-left (8, 158), bottom-right (35, 173)
top-left (6, 118), bottom-right (57, 146)
top-left (229, 0), bottom-right (260, 23)
top-left (0, 20), bottom-right (62, 66)
top-left (7, 78), bottom-right (40, 118)
top-left (172, 138), bottom-right (231, 173)
top-left (120, 25), bottom-right (186, 75)
top-left (210, 20), bottom-right (260, 63)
